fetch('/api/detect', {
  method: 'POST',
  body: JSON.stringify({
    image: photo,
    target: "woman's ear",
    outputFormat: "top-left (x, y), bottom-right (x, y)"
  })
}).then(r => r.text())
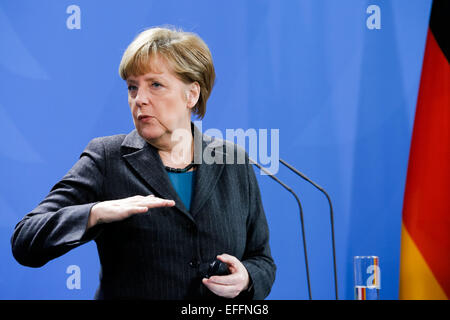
top-left (186, 82), bottom-right (200, 109)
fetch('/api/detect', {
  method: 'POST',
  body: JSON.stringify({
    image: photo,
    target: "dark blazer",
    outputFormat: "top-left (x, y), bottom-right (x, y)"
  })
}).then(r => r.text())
top-left (11, 124), bottom-right (276, 300)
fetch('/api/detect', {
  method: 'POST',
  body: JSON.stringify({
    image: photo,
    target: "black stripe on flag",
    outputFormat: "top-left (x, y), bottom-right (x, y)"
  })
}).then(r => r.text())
top-left (430, 0), bottom-right (450, 62)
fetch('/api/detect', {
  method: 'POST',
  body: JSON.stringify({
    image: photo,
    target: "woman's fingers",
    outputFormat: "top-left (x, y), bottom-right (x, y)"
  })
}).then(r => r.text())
top-left (128, 195), bottom-right (175, 208)
top-left (206, 273), bottom-right (241, 285)
top-left (144, 196), bottom-right (175, 208)
top-left (202, 253), bottom-right (250, 298)
top-left (125, 206), bottom-right (150, 215)
top-left (125, 195), bottom-right (175, 216)
top-left (216, 254), bottom-right (240, 269)
top-left (202, 278), bottom-right (239, 298)
top-left (90, 195), bottom-right (175, 226)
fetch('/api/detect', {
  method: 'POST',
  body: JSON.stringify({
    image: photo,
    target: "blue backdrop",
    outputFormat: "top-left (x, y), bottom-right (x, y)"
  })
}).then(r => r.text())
top-left (0, 0), bottom-right (432, 300)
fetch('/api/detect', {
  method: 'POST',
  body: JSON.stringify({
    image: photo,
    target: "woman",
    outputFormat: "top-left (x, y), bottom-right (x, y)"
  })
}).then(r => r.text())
top-left (11, 27), bottom-right (276, 300)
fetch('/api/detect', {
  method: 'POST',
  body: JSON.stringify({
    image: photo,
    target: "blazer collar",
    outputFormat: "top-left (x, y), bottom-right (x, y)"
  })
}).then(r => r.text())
top-left (120, 123), bottom-right (225, 222)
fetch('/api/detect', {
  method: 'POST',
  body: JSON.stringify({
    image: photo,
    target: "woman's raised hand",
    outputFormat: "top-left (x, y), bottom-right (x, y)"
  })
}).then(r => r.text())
top-left (87, 195), bottom-right (175, 229)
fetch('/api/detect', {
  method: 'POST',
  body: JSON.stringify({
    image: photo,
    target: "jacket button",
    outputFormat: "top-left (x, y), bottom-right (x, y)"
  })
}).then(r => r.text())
top-left (189, 260), bottom-right (199, 268)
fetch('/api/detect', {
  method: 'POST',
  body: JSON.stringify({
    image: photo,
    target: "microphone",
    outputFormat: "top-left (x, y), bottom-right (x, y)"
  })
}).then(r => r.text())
top-left (279, 159), bottom-right (338, 300)
top-left (249, 158), bottom-right (312, 300)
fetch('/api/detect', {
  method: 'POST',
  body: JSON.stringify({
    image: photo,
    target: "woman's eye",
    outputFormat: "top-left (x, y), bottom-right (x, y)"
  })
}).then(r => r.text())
top-left (127, 85), bottom-right (137, 91)
top-left (152, 82), bottom-right (162, 88)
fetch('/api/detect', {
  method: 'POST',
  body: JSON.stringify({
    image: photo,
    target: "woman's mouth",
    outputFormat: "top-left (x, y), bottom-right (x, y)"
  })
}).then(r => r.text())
top-left (137, 115), bottom-right (154, 122)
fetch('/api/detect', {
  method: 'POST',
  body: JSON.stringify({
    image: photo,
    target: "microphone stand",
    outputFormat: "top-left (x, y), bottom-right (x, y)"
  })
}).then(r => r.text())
top-left (250, 158), bottom-right (312, 300)
top-left (280, 159), bottom-right (338, 300)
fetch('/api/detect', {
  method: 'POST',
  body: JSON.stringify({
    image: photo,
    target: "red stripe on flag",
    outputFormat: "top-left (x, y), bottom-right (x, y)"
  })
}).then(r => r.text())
top-left (402, 28), bottom-right (450, 297)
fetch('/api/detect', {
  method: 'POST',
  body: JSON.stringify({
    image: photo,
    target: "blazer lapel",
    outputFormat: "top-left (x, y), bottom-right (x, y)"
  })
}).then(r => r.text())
top-left (120, 124), bottom-right (226, 221)
top-left (121, 130), bottom-right (194, 223)
top-left (189, 124), bottom-right (225, 217)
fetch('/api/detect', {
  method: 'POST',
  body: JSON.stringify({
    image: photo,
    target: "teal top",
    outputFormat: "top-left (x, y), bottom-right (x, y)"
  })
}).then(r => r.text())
top-left (167, 171), bottom-right (195, 211)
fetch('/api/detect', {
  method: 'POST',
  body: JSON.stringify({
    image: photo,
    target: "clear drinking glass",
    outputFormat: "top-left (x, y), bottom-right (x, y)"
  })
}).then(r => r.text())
top-left (353, 256), bottom-right (381, 300)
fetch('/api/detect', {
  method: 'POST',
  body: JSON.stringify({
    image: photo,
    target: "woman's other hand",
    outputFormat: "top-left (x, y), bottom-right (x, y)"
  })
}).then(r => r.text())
top-left (202, 253), bottom-right (250, 298)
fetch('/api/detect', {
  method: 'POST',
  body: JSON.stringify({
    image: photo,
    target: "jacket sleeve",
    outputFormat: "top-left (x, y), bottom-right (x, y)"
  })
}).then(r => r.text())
top-left (241, 159), bottom-right (277, 300)
top-left (10, 138), bottom-right (105, 268)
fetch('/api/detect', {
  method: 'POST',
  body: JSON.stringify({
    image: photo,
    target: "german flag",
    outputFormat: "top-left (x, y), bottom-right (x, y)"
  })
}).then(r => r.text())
top-left (399, 0), bottom-right (450, 300)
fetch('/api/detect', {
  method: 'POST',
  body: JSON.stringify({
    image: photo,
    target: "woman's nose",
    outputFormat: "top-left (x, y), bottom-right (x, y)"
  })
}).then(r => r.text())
top-left (135, 88), bottom-right (151, 106)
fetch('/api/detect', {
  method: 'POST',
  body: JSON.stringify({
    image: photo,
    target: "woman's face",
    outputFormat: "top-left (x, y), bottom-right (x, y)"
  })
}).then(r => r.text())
top-left (126, 55), bottom-right (197, 144)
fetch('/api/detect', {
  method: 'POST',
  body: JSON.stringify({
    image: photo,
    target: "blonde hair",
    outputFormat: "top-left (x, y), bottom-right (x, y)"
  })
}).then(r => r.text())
top-left (119, 26), bottom-right (215, 119)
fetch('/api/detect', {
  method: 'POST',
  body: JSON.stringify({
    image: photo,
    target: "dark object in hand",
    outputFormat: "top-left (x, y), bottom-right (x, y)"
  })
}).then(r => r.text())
top-left (199, 259), bottom-right (230, 279)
